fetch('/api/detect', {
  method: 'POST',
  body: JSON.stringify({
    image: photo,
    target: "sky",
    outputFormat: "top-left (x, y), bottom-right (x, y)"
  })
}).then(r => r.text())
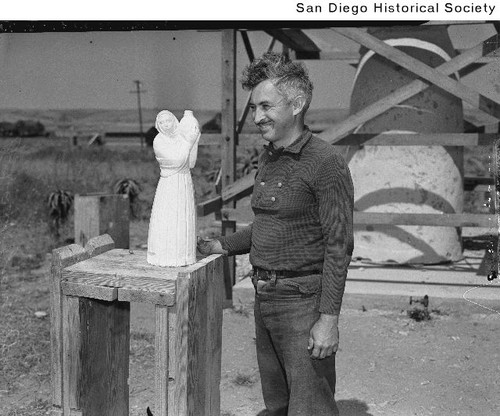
top-left (0, 28), bottom-right (361, 110)
top-left (0, 18), bottom-right (498, 111)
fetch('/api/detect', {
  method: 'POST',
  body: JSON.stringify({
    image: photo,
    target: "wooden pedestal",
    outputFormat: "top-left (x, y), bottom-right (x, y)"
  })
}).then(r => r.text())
top-left (50, 234), bottom-right (224, 416)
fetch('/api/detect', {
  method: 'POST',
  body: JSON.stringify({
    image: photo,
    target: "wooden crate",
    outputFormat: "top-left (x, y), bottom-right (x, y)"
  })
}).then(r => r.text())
top-left (74, 194), bottom-right (130, 249)
top-left (50, 234), bottom-right (224, 416)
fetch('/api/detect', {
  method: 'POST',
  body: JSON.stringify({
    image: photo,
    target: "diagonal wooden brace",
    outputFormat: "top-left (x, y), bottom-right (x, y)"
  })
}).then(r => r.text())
top-left (332, 28), bottom-right (500, 120)
top-left (320, 32), bottom-right (500, 143)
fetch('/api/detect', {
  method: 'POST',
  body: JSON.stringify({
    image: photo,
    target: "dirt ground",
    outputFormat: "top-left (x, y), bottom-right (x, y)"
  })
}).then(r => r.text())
top-left (1, 211), bottom-right (499, 416)
top-left (129, 289), bottom-right (500, 416)
top-left (1, 246), bottom-right (499, 416)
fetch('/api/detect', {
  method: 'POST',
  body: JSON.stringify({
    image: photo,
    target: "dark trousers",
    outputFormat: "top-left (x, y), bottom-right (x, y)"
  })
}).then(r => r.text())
top-left (253, 274), bottom-right (340, 416)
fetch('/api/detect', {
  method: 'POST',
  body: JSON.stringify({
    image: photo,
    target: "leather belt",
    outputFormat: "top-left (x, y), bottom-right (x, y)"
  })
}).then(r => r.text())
top-left (252, 267), bottom-right (321, 281)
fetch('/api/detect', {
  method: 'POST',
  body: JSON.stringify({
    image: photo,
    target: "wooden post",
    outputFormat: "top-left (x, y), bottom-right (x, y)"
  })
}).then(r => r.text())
top-left (74, 193), bottom-right (130, 249)
top-left (50, 234), bottom-right (116, 416)
top-left (221, 29), bottom-right (238, 306)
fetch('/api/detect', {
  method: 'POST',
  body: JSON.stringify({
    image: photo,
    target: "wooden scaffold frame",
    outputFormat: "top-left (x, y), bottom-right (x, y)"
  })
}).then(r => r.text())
top-left (197, 24), bottom-right (500, 303)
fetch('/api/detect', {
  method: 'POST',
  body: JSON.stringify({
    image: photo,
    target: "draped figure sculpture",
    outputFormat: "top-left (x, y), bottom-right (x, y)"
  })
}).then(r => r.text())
top-left (147, 110), bottom-right (201, 267)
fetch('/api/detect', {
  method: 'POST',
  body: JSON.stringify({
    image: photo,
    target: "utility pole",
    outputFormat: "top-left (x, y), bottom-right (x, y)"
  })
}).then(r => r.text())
top-left (130, 80), bottom-right (146, 148)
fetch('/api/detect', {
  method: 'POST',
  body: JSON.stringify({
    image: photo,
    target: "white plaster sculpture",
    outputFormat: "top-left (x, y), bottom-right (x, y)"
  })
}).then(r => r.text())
top-left (147, 109), bottom-right (201, 267)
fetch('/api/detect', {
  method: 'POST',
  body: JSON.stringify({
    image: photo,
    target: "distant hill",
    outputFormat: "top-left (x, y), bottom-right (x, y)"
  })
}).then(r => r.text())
top-left (0, 108), bottom-right (350, 135)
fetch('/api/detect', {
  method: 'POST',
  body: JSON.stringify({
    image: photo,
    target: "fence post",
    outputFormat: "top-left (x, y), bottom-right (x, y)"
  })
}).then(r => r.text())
top-left (74, 194), bottom-right (130, 249)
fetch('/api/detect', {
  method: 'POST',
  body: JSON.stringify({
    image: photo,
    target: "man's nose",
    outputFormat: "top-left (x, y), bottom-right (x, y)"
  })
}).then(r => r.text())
top-left (253, 108), bottom-right (265, 124)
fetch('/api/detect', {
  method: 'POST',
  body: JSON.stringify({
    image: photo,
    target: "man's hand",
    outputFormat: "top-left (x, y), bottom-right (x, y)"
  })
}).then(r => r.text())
top-left (197, 237), bottom-right (228, 256)
top-left (308, 314), bottom-right (339, 360)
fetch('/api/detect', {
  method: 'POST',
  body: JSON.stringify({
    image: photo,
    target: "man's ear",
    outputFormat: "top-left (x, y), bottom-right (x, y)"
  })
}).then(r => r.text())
top-left (292, 95), bottom-right (306, 116)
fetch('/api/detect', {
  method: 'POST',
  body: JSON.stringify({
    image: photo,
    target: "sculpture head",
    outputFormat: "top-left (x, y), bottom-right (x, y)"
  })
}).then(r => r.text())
top-left (155, 110), bottom-right (179, 136)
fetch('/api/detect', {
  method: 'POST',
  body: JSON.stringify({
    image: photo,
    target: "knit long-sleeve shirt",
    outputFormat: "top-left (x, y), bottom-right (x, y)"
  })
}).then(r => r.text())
top-left (218, 127), bottom-right (354, 315)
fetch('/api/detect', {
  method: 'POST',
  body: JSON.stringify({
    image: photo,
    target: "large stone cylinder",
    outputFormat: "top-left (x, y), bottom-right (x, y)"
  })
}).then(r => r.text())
top-left (348, 26), bottom-right (464, 264)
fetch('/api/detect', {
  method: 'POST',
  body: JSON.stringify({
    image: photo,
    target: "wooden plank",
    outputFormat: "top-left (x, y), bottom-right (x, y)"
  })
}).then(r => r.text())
top-left (74, 194), bottom-right (129, 249)
top-left (51, 236), bottom-right (117, 416)
top-left (62, 295), bottom-right (82, 415)
top-left (168, 299), bottom-right (178, 416)
top-left (333, 28), bottom-right (500, 121)
top-left (299, 49), bottom-right (497, 63)
top-left (221, 28), bottom-right (238, 312)
top-left (205, 256), bottom-right (224, 415)
top-left (61, 281), bottom-right (118, 301)
top-left (62, 272), bottom-right (176, 306)
top-left (333, 133), bottom-right (498, 147)
top-left (167, 256), bottom-right (224, 415)
top-left (198, 169), bottom-right (256, 217)
top-left (168, 273), bottom-right (189, 415)
top-left (240, 30), bottom-right (255, 62)
top-left (354, 212), bottom-right (494, 227)
top-left (118, 286), bottom-right (175, 306)
top-left (64, 249), bottom-right (181, 281)
top-left (320, 33), bottom-right (500, 142)
top-left (198, 171), bottom-right (255, 217)
top-left (265, 29), bottom-right (320, 59)
top-left (79, 298), bottom-right (130, 416)
top-left (221, 29), bottom-right (238, 189)
top-left (50, 244), bottom-right (90, 413)
top-left (84, 234), bottom-right (115, 257)
top-left (155, 305), bottom-right (169, 416)
top-left (464, 176), bottom-right (494, 191)
top-left (222, 171), bottom-right (255, 203)
top-left (74, 196), bottom-right (99, 248)
top-left (186, 267), bottom-right (209, 415)
top-left (197, 195), bottom-right (222, 217)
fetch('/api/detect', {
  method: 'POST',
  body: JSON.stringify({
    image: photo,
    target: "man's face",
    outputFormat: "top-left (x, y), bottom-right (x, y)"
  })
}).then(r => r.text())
top-left (249, 80), bottom-right (295, 146)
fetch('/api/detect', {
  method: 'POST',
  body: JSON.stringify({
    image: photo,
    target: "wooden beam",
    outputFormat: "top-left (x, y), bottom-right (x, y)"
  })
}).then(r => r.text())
top-left (354, 212), bottom-right (494, 227)
top-left (51, 244), bottom-right (89, 414)
top-left (304, 49), bottom-right (497, 63)
top-left (334, 133), bottom-right (498, 147)
top-left (332, 28), bottom-right (500, 121)
top-left (221, 29), bottom-right (238, 305)
top-left (306, 50), bottom-right (360, 62)
top-left (221, 171), bottom-right (255, 202)
top-left (197, 195), bottom-right (223, 217)
top-left (221, 29), bottom-right (238, 188)
top-left (464, 176), bottom-right (494, 191)
top-left (240, 30), bottom-right (255, 62)
top-left (197, 171), bottom-right (255, 217)
top-left (319, 33), bottom-right (500, 143)
top-left (155, 305), bottom-right (169, 416)
top-left (265, 29), bottom-right (320, 59)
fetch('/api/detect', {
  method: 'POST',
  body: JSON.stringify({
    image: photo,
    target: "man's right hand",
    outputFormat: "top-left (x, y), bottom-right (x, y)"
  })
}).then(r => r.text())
top-left (197, 237), bottom-right (228, 256)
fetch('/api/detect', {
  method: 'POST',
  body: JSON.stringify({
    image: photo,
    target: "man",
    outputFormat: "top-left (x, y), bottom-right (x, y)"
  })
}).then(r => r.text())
top-left (198, 52), bottom-right (354, 416)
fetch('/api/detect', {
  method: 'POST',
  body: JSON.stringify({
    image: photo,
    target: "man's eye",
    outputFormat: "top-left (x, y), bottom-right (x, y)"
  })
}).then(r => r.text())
top-left (262, 105), bottom-right (270, 111)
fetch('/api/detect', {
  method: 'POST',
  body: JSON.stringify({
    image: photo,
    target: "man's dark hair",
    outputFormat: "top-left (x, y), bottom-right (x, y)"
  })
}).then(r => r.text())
top-left (241, 52), bottom-right (313, 112)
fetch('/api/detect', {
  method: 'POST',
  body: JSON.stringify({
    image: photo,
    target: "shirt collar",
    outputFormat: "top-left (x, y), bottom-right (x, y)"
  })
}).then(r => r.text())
top-left (264, 126), bottom-right (312, 157)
